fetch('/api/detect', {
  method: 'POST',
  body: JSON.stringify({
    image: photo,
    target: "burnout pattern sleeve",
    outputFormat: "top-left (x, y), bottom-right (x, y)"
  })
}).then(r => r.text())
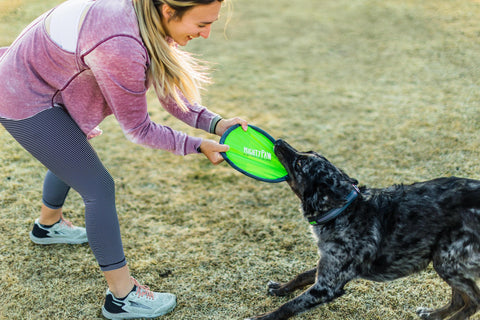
top-left (158, 93), bottom-right (219, 133)
top-left (82, 36), bottom-right (202, 155)
top-left (0, 47), bottom-right (8, 59)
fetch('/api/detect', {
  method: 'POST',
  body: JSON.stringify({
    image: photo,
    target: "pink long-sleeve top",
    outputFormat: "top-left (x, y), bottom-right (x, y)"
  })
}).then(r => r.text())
top-left (0, 0), bottom-right (219, 155)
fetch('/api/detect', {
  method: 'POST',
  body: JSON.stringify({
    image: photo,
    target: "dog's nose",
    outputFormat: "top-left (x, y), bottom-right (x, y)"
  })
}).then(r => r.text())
top-left (274, 139), bottom-right (285, 154)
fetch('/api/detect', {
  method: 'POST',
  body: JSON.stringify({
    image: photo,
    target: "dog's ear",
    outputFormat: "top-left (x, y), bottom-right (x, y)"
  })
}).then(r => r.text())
top-left (323, 178), bottom-right (354, 203)
top-left (303, 172), bottom-right (357, 214)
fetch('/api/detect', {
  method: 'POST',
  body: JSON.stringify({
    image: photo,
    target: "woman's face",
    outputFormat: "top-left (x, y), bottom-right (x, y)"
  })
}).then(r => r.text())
top-left (161, 2), bottom-right (222, 46)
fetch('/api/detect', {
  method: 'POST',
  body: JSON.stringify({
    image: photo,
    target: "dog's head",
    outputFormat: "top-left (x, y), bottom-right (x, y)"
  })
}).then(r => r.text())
top-left (274, 139), bottom-right (359, 215)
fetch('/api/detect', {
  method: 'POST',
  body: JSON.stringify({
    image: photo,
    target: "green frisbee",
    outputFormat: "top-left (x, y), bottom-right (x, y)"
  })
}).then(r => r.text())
top-left (220, 125), bottom-right (288, 183)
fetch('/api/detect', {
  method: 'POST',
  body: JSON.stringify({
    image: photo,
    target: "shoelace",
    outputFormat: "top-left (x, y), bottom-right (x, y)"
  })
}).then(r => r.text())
top-left (59, 215), bottom-right (73, 228)
top-left (131, 277), bottom-right (154, 300)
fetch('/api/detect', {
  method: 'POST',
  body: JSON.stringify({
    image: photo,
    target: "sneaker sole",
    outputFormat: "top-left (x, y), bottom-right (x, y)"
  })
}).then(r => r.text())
top-left (29, 231), bottom-right (88, 245)
top-left (101, 302), bottom-right (176, 320)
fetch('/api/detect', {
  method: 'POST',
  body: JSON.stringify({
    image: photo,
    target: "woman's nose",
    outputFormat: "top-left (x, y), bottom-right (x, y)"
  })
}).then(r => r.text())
top-left (199, 25), bottom-right (212, 39)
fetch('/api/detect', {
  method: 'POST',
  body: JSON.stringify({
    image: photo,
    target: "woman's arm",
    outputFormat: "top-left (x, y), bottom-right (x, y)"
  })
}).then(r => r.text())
top-left (83, 36), bottom-right (202, 155)
top-left (0, 47), bottom-right (9, 59)
top-left (158, 93), bottom-right (220, 134)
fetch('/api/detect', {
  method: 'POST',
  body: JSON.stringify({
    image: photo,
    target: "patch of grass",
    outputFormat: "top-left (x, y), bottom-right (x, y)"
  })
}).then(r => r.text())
top-left (1, 0), bottom-right (480, 319)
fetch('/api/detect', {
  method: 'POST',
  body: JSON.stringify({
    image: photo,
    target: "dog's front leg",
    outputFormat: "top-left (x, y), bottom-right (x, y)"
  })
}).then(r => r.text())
top-left (245, 280), bottom-right (346, 320)
top-left (268, 267), bottom-right (317, 296)
top-left (245, 249), bottom-right (358, 320)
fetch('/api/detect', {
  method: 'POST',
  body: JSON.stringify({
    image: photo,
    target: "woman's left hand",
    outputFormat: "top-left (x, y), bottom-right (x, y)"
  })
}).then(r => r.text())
top-left (215, 117), bottom-right (248, 136)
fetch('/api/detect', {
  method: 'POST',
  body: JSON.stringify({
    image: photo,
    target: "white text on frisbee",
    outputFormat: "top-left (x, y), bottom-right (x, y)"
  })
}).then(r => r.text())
top-left (243, 147), bottom-right (272, 161)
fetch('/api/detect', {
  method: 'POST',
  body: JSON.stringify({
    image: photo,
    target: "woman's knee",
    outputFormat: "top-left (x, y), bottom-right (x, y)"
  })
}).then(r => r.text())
top-left (82, 170), bottom-right (116, 202)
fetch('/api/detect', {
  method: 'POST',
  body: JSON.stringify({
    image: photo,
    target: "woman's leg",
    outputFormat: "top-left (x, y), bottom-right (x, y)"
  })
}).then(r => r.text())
top-left (39, 170), bottom-right (70, 225)
top-left (39, 170), bottom-right (69, 225)
top-left (27, 170), bottom-right (86, 244)
top-left (0, 107), bottom-right (128, 280)
top-left (104, 265), bottom-right (134, 298)
top-left (38, 205), bottom-right (62, 226)
top-left (0, 108), bottom-right (176, 317)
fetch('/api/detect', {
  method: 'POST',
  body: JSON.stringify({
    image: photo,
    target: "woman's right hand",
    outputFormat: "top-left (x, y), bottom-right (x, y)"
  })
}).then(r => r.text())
top-left (198, 139), bottom-right (229, 165)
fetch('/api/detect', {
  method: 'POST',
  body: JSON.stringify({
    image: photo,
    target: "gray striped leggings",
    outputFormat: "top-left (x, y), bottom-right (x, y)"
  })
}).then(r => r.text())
top-left (0, 107), bottom-right (126, 271)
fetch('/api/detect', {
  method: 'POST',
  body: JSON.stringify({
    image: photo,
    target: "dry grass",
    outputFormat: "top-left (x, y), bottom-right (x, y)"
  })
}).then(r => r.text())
top-left (1, 0), bottom-right (480, 319)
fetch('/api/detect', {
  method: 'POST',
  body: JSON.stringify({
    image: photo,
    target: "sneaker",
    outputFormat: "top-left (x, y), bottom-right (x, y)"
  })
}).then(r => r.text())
top-left (29, 218), bottom-right (88, 244)
top-left (102, 277), bottom-right (176, 319)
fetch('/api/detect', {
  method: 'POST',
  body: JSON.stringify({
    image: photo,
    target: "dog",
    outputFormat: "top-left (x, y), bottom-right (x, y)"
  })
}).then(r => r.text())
top-left (245, 139), bottom-right (480, 320)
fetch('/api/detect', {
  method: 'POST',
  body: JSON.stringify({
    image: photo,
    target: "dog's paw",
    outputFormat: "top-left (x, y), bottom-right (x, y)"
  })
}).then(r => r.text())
top-left (416, 307), bottom-right (440, 320)
top-left (416, 307), bottom-right (431, 318)
top-left (267, 281), bottom-right (281, 289)
top-left (267, 281), bottom-right (283, 296)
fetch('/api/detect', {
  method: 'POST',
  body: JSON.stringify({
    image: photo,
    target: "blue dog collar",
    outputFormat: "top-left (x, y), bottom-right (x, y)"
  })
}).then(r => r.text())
top-left (308, 185), bottom-right (360, 226)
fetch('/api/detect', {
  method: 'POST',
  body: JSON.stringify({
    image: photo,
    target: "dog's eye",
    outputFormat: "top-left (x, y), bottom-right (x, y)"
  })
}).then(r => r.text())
top-left (295, 159), bottom-right (303, 169)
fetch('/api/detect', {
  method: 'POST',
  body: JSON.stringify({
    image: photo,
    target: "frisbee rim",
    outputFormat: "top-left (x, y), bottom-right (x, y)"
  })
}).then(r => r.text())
top-left (220, 124), bottom-right (288, 183)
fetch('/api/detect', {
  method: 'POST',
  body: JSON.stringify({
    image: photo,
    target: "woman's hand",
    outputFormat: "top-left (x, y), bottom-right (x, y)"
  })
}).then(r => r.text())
top-left (199, 117), bottom-right (248, 165)
top-left (215, 117), bottom-right (248, 136)
top-left (198, 139), bottom-right (229, 165)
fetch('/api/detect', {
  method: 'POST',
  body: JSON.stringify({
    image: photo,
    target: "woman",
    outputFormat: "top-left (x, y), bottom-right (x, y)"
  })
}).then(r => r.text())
top-left (0, 0), bottom-right (247, 318)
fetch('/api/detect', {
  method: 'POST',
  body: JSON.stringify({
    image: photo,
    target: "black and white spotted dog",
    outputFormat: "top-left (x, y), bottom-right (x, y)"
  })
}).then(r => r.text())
top-left (246, 140), bottom-right (480, 320)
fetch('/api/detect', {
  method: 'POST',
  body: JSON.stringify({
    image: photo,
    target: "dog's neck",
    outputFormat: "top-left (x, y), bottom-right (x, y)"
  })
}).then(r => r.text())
top-left (308, 185), bottom-right (360, 226)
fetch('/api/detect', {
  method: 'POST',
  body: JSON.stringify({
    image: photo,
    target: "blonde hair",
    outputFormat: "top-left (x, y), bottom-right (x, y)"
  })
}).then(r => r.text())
top-left (133, 0), bottom-right (224, 111)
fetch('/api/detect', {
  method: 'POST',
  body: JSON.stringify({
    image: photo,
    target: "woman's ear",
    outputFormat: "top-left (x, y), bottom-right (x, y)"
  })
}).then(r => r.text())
top-left (161, 4), bottom-right (174, 20)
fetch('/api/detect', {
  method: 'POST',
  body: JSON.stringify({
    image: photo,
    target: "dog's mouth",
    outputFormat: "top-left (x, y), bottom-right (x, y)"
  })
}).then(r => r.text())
top-left (274, 139), bottom-right (297, 173)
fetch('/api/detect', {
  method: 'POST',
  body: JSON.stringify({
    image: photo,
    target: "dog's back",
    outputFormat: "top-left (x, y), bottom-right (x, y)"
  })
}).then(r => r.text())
top-left (358, 176), bottom-right (480, 282)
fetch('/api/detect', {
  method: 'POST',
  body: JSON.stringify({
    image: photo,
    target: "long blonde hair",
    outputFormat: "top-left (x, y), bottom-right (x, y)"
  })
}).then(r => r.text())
top-left (133, 0), bottom-right (224, 111)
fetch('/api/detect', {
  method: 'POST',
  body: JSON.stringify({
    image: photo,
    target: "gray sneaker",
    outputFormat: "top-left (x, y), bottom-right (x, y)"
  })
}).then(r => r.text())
top-left (29, 218), bottom-right (88, 244)
top-left (102, 277), bottom-right (176, 319)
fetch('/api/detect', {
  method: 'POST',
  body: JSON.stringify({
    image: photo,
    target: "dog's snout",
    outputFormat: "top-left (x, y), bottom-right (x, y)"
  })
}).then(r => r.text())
top-left (274, 139), bottom-right (293, 151)
top-left (274, 139), bottom-right (285, 148)
top-left (274, 140), bottom-right (298, 170)
top-left (274, 139), bottom-right (296, 155)
top-left (274, 139), bottom-right (288, 158)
